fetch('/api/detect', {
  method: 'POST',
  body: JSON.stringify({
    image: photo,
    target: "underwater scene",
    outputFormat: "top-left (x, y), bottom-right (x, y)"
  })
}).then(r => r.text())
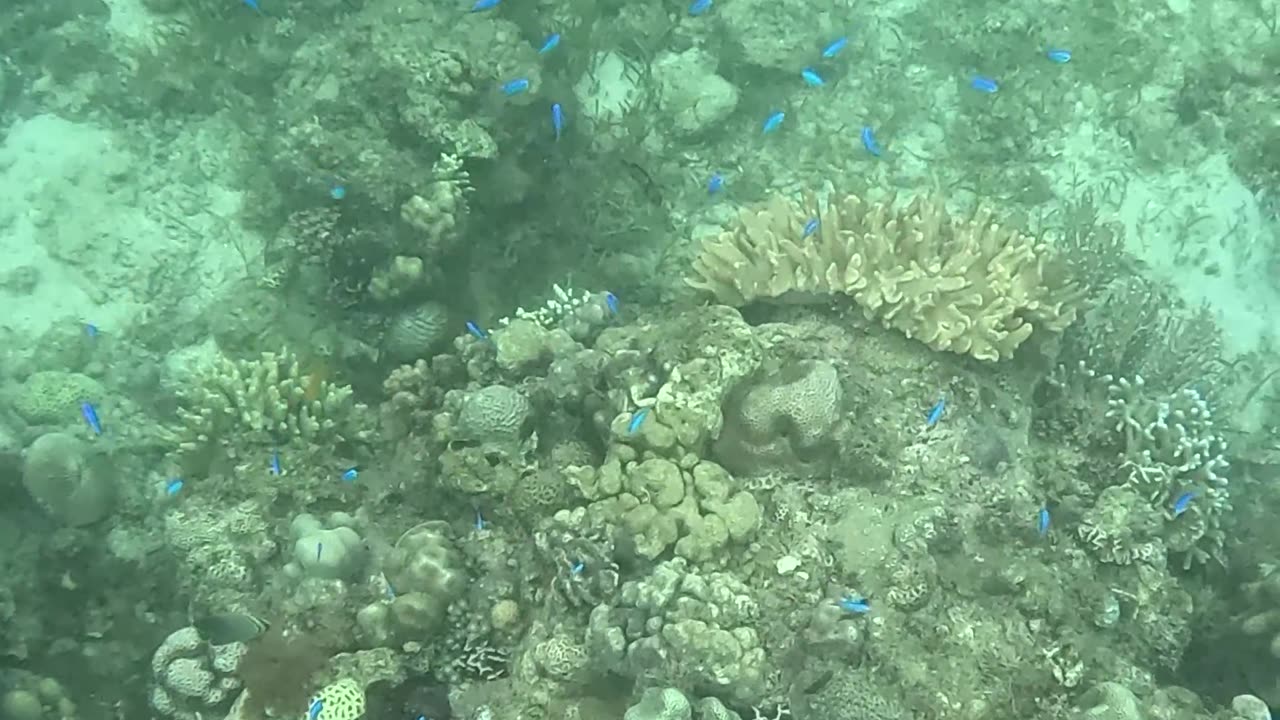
top-left (2, 0), bottom-right (1280, 718)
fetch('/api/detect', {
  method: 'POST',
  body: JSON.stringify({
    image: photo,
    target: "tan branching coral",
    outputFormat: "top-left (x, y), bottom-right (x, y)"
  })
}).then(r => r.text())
top-left (686, 192), bottom-right (1083, 361)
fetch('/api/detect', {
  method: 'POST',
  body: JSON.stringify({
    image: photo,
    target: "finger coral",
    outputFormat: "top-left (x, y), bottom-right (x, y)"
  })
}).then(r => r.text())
top-left (685, 192), bottom-right (1083, 361)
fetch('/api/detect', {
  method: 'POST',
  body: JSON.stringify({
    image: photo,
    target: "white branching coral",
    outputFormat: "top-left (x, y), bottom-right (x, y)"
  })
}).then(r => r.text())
top-left (1079, 375), bottom-right (1231, 568)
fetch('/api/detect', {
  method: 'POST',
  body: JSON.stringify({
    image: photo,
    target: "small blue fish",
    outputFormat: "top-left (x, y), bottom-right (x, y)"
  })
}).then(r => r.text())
top-left (469, 0), bottom-right (499, 11)
top-left (800, 68), bottom-right (824, 87)
top-left (85, 323), bottom-right (99, 339)
top-left (80, 401), bottom-right (102, 435)
top-left (604, 292), bottom-right (620, 315)
top-left (1037, 506), bottom-right (1050, 536)
top-left (762, 110), bottom-right (786, 134)
top-left (501, 78), bottom-right (530, 96)
top-left (269, 449), bottom-right (283, 476)
top-left (838, 595), bottom-right (870, 613)
top-left (465, 320), bottom-right (488, 340)
top-left (970, 75), bottom-right (999, 93)
top-left (925, 397), bottom-right (945, 428)
top-left (821, 36), bottom-right (848, 58)
top-left (707, 172), bottom-right (725, 194)
top-left (551, 103), bottom-right (564, 141)
top-left (628, 408), bottom-right (650, 434)
top-left (329, 183), bottom-right (346, 201)
top-left (308, 699), bottom-right (324, 720)
top-left (1173, 491), bottom-right (1196, 517)
top-left (802, 218), bottom-right (819, 237)
top-left (860, 126), bottom-right (882, 156)
top-left (165, 479), bottom-right (184, 496)
top-left (1045, 48), bottom-right (1072, 63)
top-left (538, 33), bottom-right (561, 54)
top-left (570, 560), bottom-right (585, 575)
top-left (386, 581), bottom-right (397, 599)
top-left (242, 0), bottom-right (262, 12)
top-left (688, 0), bottom-right (712, 15)
top-left (316, 543), bottom-right (324, 562)
top-left (341, 467), bottom-right (359, 482)
top-left (474, 509), bottom-right (488, 530)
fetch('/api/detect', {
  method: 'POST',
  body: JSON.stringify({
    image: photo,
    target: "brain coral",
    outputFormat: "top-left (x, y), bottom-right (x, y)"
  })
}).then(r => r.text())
top-left (713, 360), bottom-right (843, 476)
top-left (686, 191), bottom-right (1082, 361)
top-left (14, 371), bottom-right (104, 424)
top-left (456, 385), bottom-right (530, 443)
top-left (22, 432), bottom-right (115, 526)
top-left (384, 301), bottom-right (450, 362)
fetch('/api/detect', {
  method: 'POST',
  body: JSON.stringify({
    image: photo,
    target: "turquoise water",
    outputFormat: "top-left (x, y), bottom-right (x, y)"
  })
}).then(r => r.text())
top-left (1, 0), bottom-right (1279, 718)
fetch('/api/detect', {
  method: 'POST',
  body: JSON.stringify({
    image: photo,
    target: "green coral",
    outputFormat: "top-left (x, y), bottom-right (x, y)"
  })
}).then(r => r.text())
top-left (13, 371), bottom-right (104, 425)
top-left (21, 432), bottom-right (115, 526)
top-left (624, 688), bottom-right (691, 720)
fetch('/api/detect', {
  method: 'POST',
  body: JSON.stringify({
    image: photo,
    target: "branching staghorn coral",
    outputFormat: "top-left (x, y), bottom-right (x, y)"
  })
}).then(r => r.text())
top-left (685, 191), bottom-right (1083, 361)
top-left (166, 349), bottom-right (372, 469)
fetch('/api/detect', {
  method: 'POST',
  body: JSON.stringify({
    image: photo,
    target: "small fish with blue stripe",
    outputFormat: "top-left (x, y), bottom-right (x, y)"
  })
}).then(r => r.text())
top-left (551, 103), bottom-right (564, 140)
top-left (81, 401), bottom-right (103, 435)
top-left (837, 595), bottom-right (870, 613)
top-left (501, 78), bottom-right (530, 96)
top-left (538, 33), bottom-right (561, 54)
top-left (821, 36), bottom-right (848, 58)
top-left (800, 68), bottom-right (824, 87)
top-left (628, 407), bottom-right (650, 434)
top-left (466, 320), bottom-right (489, 341)
top-left (269, 449), bottom-right (284, 476)
top-left (1037, 506), bottom-right (1050, 536)
top-left (341, 467), bottom-right (359, 482)
top-left (308, 698), bottom-right (324, 720)
top-left (708, 172), bottom-right (725, 194)
top-left (1172, 490), bottom-right (1196, 517)
top-left (802, 218), bottom-right (819, 238)
top-left (604, 292), bottom-right (620, 316)
top-left (925, 397), bottom-right (945, 428)
top-left (688, 0), bottom-right (712, 15)
top-left (762, 110), bottom-right (786, 134)
top-left (860, 126), bottom-right (882, 157)
top-left (970, 75), bottom-right (999, 93)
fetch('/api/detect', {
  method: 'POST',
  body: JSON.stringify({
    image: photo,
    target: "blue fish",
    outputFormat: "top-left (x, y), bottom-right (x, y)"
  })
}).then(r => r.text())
top-left (628, 408), bottom-right (650, 434)
top-left (269, 449), bottom-right (283, 476)
top-left (308, 699), bottom-right (324, 720)
top-left (470, 0), bottom-right (499, 11)
top-left (1037, 507), bottom-right (1050, 536)
top-left (570, 560), bottom-right (585, 575)
top-left (1172, 491), bottom-right (1196, 517)
top-left (1045, 48), bottom-right (1071, 63)
top-left (802, 218), bottom-right (819, 237)
top-left (242, 0), bottom-right (262, 12)
top-left (551, 103), bottom-right (564, 141)
top-left (860, 126), bottom-right (882, 156)
top-left (316, 543), bottom-right (323, 562)
top-left (604, 292), bottom-right (620, 315)
top-left (165, 479), bottom-right (184, 496)
top-left (707, 172), bottom-right (725, 194)
top-left (80, 401), bottom-right (102, 435)
top-left (329, 183), bottom-right (346, 201)
top-left (341, 467), bottom-right (359, 482)
top-left (465, 320), bottom-right (488, 340)
top-left (688, 0), bottom-right (712, 15)
top-left (821, 36), bottom-right (848, 58)
top-left (800, 68), bottom-right (824, 86)
top-left (762, 110), bottom-right (786, 134)
top-left (538, 33), bottom-right (561, 54)
top-left (838, 595), bottom-right (870, 613)
top-left (925, 397), bottom-right (945, 427)
top-left (970, 75), bottom-right (999, 93)
top-left (85, 323), bottom-right (99, 339)
top-left (474, 509), bottom-right (487, 530)
top-left (501, 78), bottom-right (530, 96)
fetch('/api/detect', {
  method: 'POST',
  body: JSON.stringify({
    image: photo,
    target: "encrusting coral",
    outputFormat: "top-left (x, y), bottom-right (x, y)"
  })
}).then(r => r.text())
top-left (685, 191), bottom-right (1083, 361)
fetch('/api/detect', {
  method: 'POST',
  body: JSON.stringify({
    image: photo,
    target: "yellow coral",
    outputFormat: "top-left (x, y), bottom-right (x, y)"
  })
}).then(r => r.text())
top-left (302, 679), bottom-right (364, 720)
top-left (686, 192), bottom-right (1082, 361)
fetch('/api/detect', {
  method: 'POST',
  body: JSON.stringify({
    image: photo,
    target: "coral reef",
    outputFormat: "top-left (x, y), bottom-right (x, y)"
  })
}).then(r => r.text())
top-left (713, 360), bottom-right (844, 477)
top-left (379, 521), bottom-right (468, 638)
top-left (285, 513), bottom-right (366, 581)
top-left (149, 627), bottom-right (245, 720)
top-left (21, 432), bottom-right (115, 526)
top-left (686, 192), bottom-right (1082, 361)
top-left (586, 558), bottom-right (769, 705)
top-left (164, 349), bottom-right (372, 472)
top-left (1079, 376), bottom-right (1231, 567)
top-left (12, 370), bottom-right (104, 425)
top-left (383, 302), bottom-right (451, 363)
